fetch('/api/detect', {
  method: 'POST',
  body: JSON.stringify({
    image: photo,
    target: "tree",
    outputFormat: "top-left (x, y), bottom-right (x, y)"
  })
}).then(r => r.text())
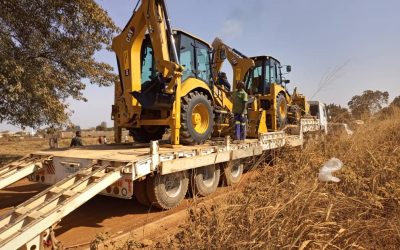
top-left (390, 95), bottom-right (400, 108)
top-left (347, 90), bottom-right (389, 119)
top-left (96, 121), bottom-right (107, 131)
top-left (325, 103), bottom-right (351, 122)
top-left (0, 0), bottom-right (118, 128)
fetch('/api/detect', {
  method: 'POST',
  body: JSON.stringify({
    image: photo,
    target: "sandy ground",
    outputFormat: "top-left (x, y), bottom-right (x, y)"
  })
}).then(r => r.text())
top-left (0, 177), bottom-right (238, 249)
top-left (0, 137), bottom-right (255, 248)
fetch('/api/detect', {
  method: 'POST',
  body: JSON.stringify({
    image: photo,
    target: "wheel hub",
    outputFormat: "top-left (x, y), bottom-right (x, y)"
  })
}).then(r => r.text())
top-left (164, 175), bottom-right (182, 197)
top-left (279, 102), bottom-right (287, 118)
top-left (191, 103), bottom-right (210, 134)
top-left (202, 166), bottom-right (216, 187)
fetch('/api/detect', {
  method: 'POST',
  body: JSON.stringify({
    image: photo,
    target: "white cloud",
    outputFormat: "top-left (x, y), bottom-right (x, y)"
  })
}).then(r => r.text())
top-left (221, 19), bottom-right (244, 40)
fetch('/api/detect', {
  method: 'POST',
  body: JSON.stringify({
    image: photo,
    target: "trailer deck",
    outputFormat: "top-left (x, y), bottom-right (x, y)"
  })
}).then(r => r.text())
top-left (0, 119), bottom-right (320, 250)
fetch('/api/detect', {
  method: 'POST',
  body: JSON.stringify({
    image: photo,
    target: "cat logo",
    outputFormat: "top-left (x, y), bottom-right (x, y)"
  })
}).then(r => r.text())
top-left (125, 26), bottom-right (135, 43)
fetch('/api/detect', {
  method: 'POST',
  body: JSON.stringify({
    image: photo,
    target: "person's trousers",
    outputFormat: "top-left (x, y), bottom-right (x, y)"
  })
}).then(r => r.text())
top-left (234, 113), bottom-right (246, 140)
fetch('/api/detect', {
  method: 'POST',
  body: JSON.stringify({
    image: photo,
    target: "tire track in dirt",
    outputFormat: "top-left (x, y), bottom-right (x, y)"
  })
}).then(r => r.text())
top-left (0, 174), bottom-right (255, 249)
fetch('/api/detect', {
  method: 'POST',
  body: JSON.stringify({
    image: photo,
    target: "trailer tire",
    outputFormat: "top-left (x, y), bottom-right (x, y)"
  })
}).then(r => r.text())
top-left (190, 165), bottom-right (220, 197)
top-left (221, 160), bottom-right (243, 186)
top-left (276, 93), bottom-right (288, 129)
top-left (130, 126), bottom-right (166, 143)
top-left (146, 171), bottom-right (189, 210)
top-left (181, 91), bottom-right (214, 145)
top-left (134, 179), bottom-right (150, 206)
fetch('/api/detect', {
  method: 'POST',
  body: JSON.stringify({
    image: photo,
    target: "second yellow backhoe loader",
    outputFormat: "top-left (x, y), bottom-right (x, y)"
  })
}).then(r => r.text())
top-left (211, 37), bottom-right (310, 137)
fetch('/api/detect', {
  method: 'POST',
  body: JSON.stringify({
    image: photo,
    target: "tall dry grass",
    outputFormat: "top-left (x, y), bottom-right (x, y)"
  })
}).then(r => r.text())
top-left (163, 110), bottom-right (400, 249)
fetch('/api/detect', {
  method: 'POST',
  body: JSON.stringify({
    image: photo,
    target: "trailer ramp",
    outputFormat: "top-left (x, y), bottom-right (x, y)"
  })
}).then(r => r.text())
top-left (0, 163), bottom-right (126, 250)
top-left (0, 156), bottom-right (48, 190)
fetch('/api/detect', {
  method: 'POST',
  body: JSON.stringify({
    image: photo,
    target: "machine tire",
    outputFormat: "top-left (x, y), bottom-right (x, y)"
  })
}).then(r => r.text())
top-left (130, 126), bottom-right (166, 143)
top-left (134, 179), bottom-right (150, 206)
top-left (190, 165), bottom-right (220, 197)
top-left (221, 160), bottom-right (243, 186)
top-left (276, 93), bottom-right (288, 129)
top-left (181, 91), bottom-right (214, 145)
top-left (288, 105), bottom-right (302, 124)
top-left (146, 171), bottom-right (189, 210)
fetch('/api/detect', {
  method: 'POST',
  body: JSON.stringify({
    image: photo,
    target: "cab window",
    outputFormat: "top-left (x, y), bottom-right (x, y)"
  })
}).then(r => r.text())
top-left (140, 39), bottom-right (156, 85)
top-left (245, 62), bottom-right (263, 94)
top-left (195, 42), bottom-right (212, 83)
top-left (276, 62), bottom-right (282, 84)
top-left (269, 60), bottom-right (277, 84)
top-left (178, 34), bottom-right (195, 81)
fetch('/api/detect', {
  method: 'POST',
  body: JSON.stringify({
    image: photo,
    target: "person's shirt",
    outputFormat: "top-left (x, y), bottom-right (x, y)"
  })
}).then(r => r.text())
top-left (232, 89), bottom-right (248, 114)
top-left (70, 136), bottom-right (83, 147)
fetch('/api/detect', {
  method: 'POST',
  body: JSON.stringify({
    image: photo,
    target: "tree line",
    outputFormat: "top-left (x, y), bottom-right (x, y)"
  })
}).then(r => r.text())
top-left (326, 90), bottom-right (400, 123)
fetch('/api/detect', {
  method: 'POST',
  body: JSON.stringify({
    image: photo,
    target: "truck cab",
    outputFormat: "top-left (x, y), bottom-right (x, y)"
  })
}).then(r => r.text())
top-left (309, 101), bottom-right (328, 134)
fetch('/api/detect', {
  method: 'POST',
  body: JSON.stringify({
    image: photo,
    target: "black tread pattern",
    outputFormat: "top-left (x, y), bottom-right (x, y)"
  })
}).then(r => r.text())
top-left (146, 172), bottom-right (189, 210)
top-left (130, 126), bottom-right (166, 143)
top-left (190, 165), bottom-right (220, 197)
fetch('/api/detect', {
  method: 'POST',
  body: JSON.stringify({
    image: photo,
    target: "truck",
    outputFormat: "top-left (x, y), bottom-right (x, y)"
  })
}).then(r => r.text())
top-left (0, 0), bottom-right (327, 249)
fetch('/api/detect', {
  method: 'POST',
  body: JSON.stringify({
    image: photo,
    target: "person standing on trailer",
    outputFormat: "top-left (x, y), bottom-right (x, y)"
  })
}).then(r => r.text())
top-left (232, 81), bottom-right (248, 141)
top-left (70, 131), bottom-right (83, 147)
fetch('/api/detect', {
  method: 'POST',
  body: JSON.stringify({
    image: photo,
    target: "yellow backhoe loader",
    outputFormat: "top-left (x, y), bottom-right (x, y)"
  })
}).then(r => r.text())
top-left (210, 38), bottom-right (310, 137)
top-left (112, 0), bottom-right (218, 145)
top-left (111, 0), bottom-right (309, 145)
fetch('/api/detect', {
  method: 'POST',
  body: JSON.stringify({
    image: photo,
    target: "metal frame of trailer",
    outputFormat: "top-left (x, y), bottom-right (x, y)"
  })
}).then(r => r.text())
top-left (0, 119), bottom-right (320, 250)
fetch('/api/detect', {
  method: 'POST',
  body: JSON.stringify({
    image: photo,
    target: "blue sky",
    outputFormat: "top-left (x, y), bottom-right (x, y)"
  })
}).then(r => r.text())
top-left (2, 0), bottom-right (399, 131)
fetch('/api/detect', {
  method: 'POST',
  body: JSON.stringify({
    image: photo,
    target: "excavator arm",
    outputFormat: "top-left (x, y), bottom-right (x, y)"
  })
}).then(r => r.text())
top-left (212, 37), bottom-right (255, 91)
top-left (111, 0), bottom-right (182, 123)
top-left (112, 0), bottom-right (184, 144)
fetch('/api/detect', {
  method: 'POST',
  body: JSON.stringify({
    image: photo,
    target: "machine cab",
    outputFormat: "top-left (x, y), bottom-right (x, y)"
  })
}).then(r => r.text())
top-left (244, 56), bottom-right (284, 95)
top-left (140, 30), bottom-right (213, 87)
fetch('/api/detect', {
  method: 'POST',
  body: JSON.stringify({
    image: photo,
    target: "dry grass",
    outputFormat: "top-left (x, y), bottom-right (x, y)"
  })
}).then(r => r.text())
top-left (161, 111), bottom-right (400, 249)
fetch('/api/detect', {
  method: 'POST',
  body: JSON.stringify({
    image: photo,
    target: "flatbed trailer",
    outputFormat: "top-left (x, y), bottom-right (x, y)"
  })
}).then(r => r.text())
top-left (0, 118), bottom-right (321, 250)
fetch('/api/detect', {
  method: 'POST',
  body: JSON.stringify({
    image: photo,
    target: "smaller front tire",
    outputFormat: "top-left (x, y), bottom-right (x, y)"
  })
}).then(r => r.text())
top-left (130, 126), bottom-right (166, 143)
top-left (276, 93), bottom-right (288, 129)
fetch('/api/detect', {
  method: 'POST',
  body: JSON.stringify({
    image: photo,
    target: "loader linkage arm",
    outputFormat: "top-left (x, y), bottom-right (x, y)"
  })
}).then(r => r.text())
top-left (211, 37), bottom-right (255, 91)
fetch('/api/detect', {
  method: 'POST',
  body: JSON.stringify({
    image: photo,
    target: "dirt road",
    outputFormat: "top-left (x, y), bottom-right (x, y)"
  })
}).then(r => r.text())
top-left (0, 177), bottom-right (238, 249)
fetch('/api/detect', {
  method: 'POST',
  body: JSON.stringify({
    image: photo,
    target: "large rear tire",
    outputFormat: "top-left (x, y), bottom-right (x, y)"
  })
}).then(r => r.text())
top-left (181, 91), bottom-right (214, 145)
top-left (134, 179), bottom-right (150, 206)
top-left (276, 93), bottom-right (288, 129)
top-left (130, 126), bottom-right (166, 143)
top-left (190, 165), bottom-right (220, 197)
top-left (146, 171), bottom-right (189, 210)
top-left (221, 160), bottom-right (243, 186)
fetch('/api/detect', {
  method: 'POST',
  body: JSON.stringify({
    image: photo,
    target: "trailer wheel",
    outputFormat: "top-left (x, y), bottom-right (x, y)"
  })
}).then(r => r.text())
top-left (190, 165), bottom-right (220, 197)
top-left (181, 91), bottom-right (214, 145)
top-left (134, 179), bottom-right (150, 206)
top-left (276, 93), bottom-right (288, 129)
top-left (146, 171), bottom-right (189, 210)
top-left (130, 126), bottom-right (166, 143)
top-left (221, 160), bottom-right (243, 186)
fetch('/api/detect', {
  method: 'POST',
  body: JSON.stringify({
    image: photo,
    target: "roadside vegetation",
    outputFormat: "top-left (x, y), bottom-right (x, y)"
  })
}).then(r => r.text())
top-left (160, 108), bottom-right (400, 249)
